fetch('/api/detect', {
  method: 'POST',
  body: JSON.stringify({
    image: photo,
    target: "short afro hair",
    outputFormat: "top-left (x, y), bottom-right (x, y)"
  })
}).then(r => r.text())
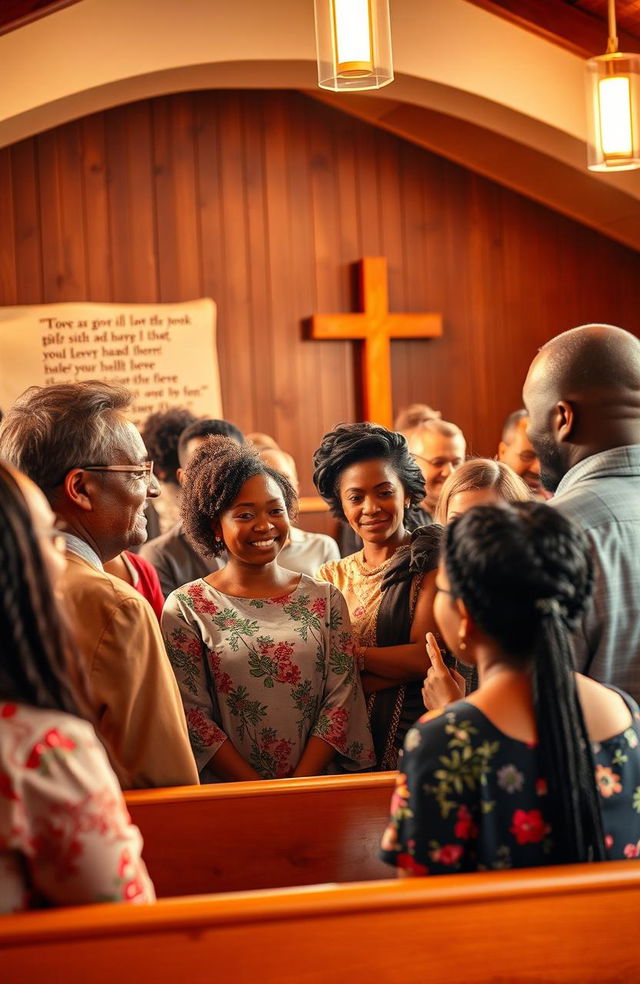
top-left (141, 408), bottom-right (197, 481)
top-left (181, 436), bottom-right (298, 558)
top-left (177, 418), bottom-right (245, 468)
top-left (312, 422), bottom-right (426, 520)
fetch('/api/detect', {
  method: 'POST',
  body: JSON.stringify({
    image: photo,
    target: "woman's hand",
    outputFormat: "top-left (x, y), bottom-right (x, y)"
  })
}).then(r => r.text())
top-left (422, 632), bottom-right (466, 710)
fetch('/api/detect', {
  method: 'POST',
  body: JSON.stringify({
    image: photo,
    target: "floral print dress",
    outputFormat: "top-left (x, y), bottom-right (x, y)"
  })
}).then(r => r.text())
top-left (380, 691), bottom-right (640, 875)
top-left (162, 575), bottom-right (374, 781)
top-left (0, 702), bottom-right (155, 913)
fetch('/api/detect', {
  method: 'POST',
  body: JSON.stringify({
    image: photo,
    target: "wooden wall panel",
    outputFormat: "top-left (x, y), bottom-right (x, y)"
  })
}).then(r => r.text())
top-left (2, 89), bottom-right (640, 530)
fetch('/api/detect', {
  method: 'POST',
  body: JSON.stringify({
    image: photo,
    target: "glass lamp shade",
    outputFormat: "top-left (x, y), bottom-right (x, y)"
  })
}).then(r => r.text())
top-left (586, 52), bottom-right (640, 171)
top-left (314, 0), bottom-right (393, 92)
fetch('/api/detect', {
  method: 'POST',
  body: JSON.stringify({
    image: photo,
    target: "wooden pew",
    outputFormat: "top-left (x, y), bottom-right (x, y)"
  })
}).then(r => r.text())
top-left (2, 861), bottom-right (639, 983)
top-left (124, 772), bottom-right (396, 896)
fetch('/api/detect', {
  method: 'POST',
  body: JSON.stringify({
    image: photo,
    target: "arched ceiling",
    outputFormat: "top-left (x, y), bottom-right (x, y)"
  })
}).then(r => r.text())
top-left (1, 0), bottom-right (639, 249)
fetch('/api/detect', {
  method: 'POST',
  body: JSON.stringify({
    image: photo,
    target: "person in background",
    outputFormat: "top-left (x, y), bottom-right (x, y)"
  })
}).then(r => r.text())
top-left (139, 418), bottom-right (243, 597)
top-left (162, 437), bottom-right (373, 782)
top-left (140, 407), bottom-right (197, 538)
top-left (0, 461), bottom-right (155, 912)
top-left (497, 409), bottom-right (548, 499)
top-left (401, 418), bottom-right (466, 523)
top-left (434, 458), bottom-right (531, 526)
top-left (381, 502), bottom-right (640, 876)
top-left (0, 382), bottom-right (198, 789)
top-left (245, 431), bottom-right (280, 449)
top-left (394, 403), bottom-right (441, 432)
top-left (424, 459), bottom-right (532, 704)
top-left (314, 423), bottom-right (438, 770)
top-left (524, 324), bottom-right (640, 702)
top-left (103, 549), bottom-right (165, 621)
top-left (257, 444), bottom-right (340, 574)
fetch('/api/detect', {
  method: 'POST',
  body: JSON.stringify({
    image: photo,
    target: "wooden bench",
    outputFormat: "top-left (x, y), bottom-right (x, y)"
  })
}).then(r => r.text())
top-left (124, 772), bottom-right (396, 896)
top-left (2, 861), bottom-right (639, 982)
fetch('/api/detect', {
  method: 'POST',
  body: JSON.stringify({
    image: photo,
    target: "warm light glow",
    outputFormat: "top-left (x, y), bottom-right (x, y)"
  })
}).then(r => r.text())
top-left (598, 75), bottom-right (634, 157)
top-left (334, 0), bottom-right (373, 76)
top-left (315, 0), bottom-right (393, 92)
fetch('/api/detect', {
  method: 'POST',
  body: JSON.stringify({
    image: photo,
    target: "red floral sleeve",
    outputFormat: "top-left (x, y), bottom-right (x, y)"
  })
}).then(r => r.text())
top-left (6, 707), bottom-right (155, 908)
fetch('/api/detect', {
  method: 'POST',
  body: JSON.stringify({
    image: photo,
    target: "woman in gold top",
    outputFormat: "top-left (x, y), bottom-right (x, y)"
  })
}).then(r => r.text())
top-left (314, 423), bottom-right (440, 769)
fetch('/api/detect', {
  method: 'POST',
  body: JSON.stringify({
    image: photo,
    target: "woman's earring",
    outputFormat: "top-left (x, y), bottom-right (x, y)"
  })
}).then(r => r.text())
top-left (458, 634), bottom-right (467, 652)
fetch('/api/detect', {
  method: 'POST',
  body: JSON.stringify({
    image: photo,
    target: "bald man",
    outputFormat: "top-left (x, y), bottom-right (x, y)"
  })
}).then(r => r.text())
top-left (523, 323), bottom-right (640, 700)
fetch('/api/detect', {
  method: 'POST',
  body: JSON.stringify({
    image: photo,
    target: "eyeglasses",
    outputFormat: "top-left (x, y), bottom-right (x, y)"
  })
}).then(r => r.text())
top-left (413, 454), bottom-right (464, 470)
top-left (82, 461), bottom-right (155, 487)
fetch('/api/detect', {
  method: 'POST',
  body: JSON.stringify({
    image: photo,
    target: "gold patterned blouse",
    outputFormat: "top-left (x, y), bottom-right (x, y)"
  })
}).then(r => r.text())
top-left (317, 549), bottom-right (402, 647)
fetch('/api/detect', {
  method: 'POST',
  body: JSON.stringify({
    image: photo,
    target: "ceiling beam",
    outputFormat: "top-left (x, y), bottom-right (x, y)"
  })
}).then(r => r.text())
top-left (464, 0), bottom-right (640, 57)
top-left (0, 1), bottom-right (82, 38)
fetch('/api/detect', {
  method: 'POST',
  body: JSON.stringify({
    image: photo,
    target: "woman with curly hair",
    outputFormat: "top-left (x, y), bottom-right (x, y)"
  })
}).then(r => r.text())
top-left (381, 502), bottom-right (640, 875)
top-left (161, 437), bottom-right (373, 782)
top-left (314, 423), bottom-right (440, 770)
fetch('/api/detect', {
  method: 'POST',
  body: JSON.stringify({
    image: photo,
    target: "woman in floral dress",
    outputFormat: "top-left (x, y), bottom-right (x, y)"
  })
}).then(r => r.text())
top-left (0, 463), bottom-right (154, 912)
top-left (381, 502), bottom-right (640, 875)
top-left (162, 437), bottom-right (373, 782)
top-left (314, 423), bottom-right (439, 770)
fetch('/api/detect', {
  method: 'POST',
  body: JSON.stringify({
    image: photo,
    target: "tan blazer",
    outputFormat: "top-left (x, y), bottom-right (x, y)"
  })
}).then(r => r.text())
top-left (62, 554), bottom-right (199, 789)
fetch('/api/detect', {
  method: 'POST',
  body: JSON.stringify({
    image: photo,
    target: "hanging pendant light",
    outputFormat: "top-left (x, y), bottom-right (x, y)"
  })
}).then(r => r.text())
top-left (586, 0), bottom-right (640, 171)
top-left (314, 0), bottom-right (393, 92)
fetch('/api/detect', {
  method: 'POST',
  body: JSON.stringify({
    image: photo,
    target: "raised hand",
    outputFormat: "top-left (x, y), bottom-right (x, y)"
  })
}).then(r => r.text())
top-left (422, 632), bottom-right (466, 710)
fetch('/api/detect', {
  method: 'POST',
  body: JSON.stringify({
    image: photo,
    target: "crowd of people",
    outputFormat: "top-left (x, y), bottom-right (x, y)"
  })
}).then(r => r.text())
top-left (1, 321), bottom-right (640, 912)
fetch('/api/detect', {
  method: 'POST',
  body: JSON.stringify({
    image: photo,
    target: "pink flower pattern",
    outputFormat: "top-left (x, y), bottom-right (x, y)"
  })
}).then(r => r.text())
top-left (163, 576), bottom-right (373, 780)
top-left (0, 703), bottom-right (155, 913)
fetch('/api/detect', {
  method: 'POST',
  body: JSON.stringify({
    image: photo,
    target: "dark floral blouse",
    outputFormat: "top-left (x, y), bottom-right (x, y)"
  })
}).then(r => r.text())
top-left (380, 690), bottom-right (640, 875)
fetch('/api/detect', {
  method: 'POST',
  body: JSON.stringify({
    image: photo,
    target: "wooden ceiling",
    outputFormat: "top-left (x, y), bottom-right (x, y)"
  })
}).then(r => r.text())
top-left (466, 0), bottom-right (640, 56)
top-left (0, 1), bottom-right (81, 37)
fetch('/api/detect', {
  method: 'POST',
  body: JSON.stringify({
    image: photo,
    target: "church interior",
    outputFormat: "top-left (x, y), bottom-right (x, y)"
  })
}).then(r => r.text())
top-left (1, 1), bottom-right (640, 979)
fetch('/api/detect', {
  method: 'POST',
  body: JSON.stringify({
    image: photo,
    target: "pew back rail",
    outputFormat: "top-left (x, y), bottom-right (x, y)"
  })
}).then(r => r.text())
top-left (1, 862), bottom-right (639, 983)
top-left (124, 772), bottom-right (396, 896)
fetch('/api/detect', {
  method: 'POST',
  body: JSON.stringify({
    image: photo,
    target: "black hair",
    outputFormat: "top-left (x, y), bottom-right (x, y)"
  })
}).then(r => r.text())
top-left (181, 436), bottom-right (298, 557)
top-left (0, 462), bottom-right (85, 716)
top-left (177, 418), bottom-right (245, 468)
top-left (141, 407), bottom-right (198, 482)
top-left (312, 422), bottom-right (425, 520)
top-left (443, 501), bottom-right (605, 864)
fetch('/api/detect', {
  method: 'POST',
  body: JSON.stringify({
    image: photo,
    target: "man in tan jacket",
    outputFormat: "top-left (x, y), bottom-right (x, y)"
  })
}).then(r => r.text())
top-left (0, 381), bottom-right (198, 789)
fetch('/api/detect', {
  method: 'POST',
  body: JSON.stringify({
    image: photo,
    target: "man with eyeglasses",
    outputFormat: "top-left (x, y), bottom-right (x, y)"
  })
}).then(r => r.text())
top-left (402, 417), bottom-right (466, 520)
top-left (497, 409), bottom-right (548, 499)
top-left (0, 381), bottom-right (199, 789)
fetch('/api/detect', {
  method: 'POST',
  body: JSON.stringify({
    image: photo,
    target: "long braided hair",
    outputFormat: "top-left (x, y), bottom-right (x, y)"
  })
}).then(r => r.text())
top-left (0, 462), bottom-right (85, 716)
top-left (443, 501), bottom-right (605, 863)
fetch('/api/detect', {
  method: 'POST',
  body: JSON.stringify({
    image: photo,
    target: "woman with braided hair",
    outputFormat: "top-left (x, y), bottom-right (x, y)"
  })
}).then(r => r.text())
top-left (0, 462), bottom-right (154, 911)
top-left (381, 502), bottom-right (640, 875)
top-left (314, 423), bottom-right (440, 770)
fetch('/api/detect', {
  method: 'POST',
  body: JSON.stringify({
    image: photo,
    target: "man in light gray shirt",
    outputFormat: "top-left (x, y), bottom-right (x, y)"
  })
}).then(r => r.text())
top-left (523, 323), bottom-right (640, 701)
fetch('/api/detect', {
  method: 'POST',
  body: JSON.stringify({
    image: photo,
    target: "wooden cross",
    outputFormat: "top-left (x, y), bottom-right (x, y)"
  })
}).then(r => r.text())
top-left (310, 257), bottom-right (443, 428)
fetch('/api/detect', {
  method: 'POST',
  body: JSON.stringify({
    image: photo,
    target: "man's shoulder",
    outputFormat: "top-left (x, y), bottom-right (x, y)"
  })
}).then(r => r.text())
top-left (63, 555), bottom-right (155, 616)
top-left (552, 471), bottom-right (640, 528)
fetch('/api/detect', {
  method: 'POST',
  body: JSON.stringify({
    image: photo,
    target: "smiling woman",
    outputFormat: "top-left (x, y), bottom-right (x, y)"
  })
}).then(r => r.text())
top-left (161, 436), bottom-right (374, 782)
top-left (314, 423), bottom-right (439, 770)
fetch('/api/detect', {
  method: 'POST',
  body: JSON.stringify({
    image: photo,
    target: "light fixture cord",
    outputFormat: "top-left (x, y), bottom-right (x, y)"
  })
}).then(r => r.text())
top-left (607, 0), bottom-right (618, 54)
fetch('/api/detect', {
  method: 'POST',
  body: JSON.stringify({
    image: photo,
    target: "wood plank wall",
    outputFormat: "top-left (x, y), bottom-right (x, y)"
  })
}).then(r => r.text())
top-left (1, 89), bottom-right (640, 534)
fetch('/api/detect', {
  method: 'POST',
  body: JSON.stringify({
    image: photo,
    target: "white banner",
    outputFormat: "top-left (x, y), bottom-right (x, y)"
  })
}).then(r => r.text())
top-left (0, 298), bottom-right (222, 428)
